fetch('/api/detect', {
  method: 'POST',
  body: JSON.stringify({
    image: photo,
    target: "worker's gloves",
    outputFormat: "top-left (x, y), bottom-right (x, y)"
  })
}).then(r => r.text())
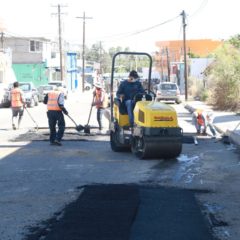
top-left (62, 108), bottom-right (68, 115)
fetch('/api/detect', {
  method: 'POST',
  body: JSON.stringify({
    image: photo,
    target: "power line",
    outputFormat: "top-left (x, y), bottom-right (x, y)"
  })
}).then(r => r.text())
top-left (127, 15), bottom-right (181, 37)
top-left (100, 14), bottom-right (181, 43)
top-left (189, 0), bottom-right (208, 18)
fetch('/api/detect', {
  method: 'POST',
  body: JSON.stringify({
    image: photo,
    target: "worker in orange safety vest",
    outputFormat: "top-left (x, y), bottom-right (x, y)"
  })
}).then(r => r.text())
top-left (43, 86), bottom-right (68, 146)
top-left (92, 82), bottom-right (110, 134)
top-left (192, 109), bottom-right (217, 137)
top-left (10, 81), bottom-right (25, 130)
top-left (192, 109), bottom-right (206, 135)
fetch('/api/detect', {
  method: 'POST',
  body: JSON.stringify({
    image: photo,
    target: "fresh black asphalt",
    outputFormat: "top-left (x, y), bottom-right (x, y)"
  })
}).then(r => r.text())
top-left (25, 184), bottom-right (216, 240)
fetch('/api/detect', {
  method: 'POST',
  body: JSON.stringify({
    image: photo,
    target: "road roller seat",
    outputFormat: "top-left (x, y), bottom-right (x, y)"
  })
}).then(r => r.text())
top-left (114, 98), bottom-right (128, 114)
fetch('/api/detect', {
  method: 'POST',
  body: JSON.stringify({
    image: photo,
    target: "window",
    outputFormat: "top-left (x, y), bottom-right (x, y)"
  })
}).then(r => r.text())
top-left (30, 40), bottom-right (42, 52)
top-left (51, 52), bottom-right (56, 58)
top-left (160, 83), bottom-right (177, 90)
top-left (19, 83), bottom-right (30, 91)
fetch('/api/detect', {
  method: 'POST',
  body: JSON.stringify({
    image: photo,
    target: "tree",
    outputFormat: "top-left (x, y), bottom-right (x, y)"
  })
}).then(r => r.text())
top-left (85, 42), bottom-right (155, 76)
top-left (205, 42), bottom-right (240, 110)
top-left (228, 34), bottom-right (240, 49)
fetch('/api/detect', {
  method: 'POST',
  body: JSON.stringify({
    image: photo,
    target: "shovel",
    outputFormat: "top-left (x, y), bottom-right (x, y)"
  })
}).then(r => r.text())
top-left (66, 114), bottom-right (84, 132)
top-left (24, 106), bottom-right (39, 130)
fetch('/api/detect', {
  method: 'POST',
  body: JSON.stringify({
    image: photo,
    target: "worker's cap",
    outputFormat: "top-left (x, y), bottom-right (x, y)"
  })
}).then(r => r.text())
top-left (129, 70), bottom-right (139, 79)
top-left (94, 82), bottom-right (103, 89)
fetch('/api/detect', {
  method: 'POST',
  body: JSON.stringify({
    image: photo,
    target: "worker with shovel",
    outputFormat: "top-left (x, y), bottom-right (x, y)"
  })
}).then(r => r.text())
top-left (43, 86), bottom-right (68, 146)
top-left (10, 81), bottom-right (25, 130)
top-left (92, 82), bottom-right (110, 134)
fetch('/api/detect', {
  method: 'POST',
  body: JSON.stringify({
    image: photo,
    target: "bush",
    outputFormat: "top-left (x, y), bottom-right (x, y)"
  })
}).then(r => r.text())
top-left (205, 43), bottom-right (240, 111)
top-left (188, 76), bottom-right (206, 101)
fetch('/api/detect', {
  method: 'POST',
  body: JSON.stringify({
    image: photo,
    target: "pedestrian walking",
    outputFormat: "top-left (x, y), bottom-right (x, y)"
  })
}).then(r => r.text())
top-left (116, 70), bottom-right (144, 127)
top-left (10, 81), bottom-right (25, 130)
top-left (43, 86), bottom-right (68, 146)
top-left (92, 82), bottom-right (110, 134)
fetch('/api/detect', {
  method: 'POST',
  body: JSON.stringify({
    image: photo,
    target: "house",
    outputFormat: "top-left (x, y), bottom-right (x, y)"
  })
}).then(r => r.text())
top-left (3, 36), bottom-right (86, 91)
top-left (3, 36), bottom-right (51, 87)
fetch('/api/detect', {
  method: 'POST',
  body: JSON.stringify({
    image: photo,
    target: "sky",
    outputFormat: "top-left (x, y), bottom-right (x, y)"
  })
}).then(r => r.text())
top-left (0, 0), bottom-right (240, 53)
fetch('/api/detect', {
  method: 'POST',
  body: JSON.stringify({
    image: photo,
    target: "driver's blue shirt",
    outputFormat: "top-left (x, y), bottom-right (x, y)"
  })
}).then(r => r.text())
top-left (116, 80), bottom-right (144, 101)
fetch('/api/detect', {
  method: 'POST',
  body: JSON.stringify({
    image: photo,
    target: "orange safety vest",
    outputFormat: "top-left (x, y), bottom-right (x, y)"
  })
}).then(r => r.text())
top-left (95, 89), bottom-right (108, 109)
top-left (11, 88), bottom-right (23, 107)
top-left (196, 109), bottom-right (204, 126)
top-left (47, 91), bottom-right (62, 111)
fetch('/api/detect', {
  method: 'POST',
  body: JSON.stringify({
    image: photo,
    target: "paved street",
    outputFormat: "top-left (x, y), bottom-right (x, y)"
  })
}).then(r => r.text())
top-left (1, 92), bottom-right (240, 240)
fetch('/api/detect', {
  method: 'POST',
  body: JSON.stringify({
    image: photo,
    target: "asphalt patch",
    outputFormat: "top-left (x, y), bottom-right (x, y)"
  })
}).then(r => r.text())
top-left (25, 185), bottom-right (216, 240)
top-left (25, 184), bottom-right (139, 240)
top-left (130, 186), bottom-right (216, 240)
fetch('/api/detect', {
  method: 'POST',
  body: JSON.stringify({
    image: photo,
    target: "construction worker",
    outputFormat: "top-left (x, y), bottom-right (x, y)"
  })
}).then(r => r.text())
top-left (116, 70), bottom-right (144, 127)
top-left (92, 82), bottom-right (110, 133)
top-left (43, 86), bottom-right (68, 146)
top-left (192, 109), bottom-right (217, 137)
top-left (10, 81), bottom-right (25, 130)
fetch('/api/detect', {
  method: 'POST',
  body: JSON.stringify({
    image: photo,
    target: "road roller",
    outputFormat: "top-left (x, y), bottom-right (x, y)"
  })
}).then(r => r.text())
top-left (109, 52), bottom-right (183, 159)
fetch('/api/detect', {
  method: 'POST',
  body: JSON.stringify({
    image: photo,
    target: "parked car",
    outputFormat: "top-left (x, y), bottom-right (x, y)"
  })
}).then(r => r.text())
top-left (48, 81), bottom-right (68, 99)
top-left (19, 82), bottom-right (39, 107)
top-left (155, 82), bottom-right (181, 104)
top-left (0, 83), bottom-right (11, 107)
top-left (37, 85), bottom-right (54, 102)
top-left (84, 81), bottom-right (92, 91)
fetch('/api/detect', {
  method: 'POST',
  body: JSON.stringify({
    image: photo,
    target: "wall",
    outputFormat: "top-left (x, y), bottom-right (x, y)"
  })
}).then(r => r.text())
top-left (189, 58), bottom-right (214, 80)
top-left (4, 37), bottom-right (46, 64)
top-left (0, 49), bottom-right (16, 84)
top-left (155, 39), bottom-right (222, 60)
top-left (12, 63), bottom-right (48, 87)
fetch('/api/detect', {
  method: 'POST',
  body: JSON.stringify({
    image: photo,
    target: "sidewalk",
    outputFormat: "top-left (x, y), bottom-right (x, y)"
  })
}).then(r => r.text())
top-left (184, 100), bottom-right (240, 146)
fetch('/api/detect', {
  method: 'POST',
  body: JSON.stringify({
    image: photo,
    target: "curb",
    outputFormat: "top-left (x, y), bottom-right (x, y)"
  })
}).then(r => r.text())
top-left (184, 104), bottom-right (195, 113)
top-left (227, 130), bottom-right (240, 146)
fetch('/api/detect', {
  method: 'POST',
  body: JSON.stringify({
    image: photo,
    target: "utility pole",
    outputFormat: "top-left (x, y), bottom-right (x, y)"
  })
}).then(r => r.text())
top-left (166, 47), bottom-right (171, 82)
top-left (99, 41), bottom-right (103, 74)
top-left (58, 4), bottom-right (64, 81)
top-left (181, 10), bottom-right (188, 101)
top-left (77, 12), bottom-right (92, 92)
top-left (160, 54), bottom-right (164, 81)
top-left (52, 4), bottom-right (67, 82)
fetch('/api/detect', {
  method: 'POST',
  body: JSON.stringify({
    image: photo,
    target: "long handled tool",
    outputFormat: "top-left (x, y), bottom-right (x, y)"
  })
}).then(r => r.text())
top-left (84, 96), bottom-right (94, 134)
top-left (24, 106), bottom-right (39, 130)
top-left (66, 114), bottom-right (84, 132)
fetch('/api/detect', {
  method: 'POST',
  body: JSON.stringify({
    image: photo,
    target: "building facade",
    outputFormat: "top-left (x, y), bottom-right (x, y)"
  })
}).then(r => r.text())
top-left (3, 37), bottom-right (51, 87)
top-left (154, 39), bottom-right (223, 93)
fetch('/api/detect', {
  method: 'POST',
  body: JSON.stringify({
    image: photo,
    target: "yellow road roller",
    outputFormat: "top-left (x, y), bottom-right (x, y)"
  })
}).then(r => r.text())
top-left (109, 52), bottom-right (183, 159)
